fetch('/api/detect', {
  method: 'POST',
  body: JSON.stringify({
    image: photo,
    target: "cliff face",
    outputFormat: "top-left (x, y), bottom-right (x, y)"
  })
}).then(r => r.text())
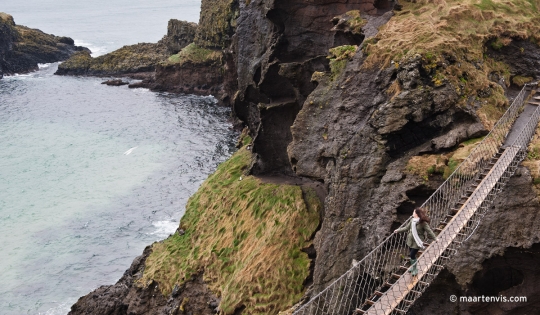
top-left (69, 0), bottom-right (540, 314)
top-left (232, 0), bottom-right (393, 175)
top-left (227, 0), bottom-right (540, 311)
top-left (0, 12), bottom-right (87, 78)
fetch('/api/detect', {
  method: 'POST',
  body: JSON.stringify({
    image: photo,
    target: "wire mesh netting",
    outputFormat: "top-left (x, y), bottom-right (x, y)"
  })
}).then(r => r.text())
top-left (293, 85), bottom-right (538, 315)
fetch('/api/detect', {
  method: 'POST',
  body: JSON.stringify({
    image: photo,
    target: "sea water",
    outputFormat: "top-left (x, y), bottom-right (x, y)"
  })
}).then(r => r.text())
top-left (0, 1), bottom-right (237, 314)
top-left (1, 0), bottom-right (201, 56)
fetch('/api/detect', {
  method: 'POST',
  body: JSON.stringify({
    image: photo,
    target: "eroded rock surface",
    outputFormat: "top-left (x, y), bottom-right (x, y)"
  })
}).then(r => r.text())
top-left (233, 0), bottom-right (394, 175)
top-left (69, 245), bottom-right (219, 315)
top-left (56, 18), bottom-right (197, 78)
top-left (159, 19), bottom-right (197, 54)
top-left (0, 12), bottom-right (88, 77)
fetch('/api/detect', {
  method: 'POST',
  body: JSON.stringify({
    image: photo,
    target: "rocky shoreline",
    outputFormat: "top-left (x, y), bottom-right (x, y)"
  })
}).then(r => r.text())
top-left (71, 0), bottom-right (540, 313)
top-left (6, 0), bottom-right (540, 314)
top-left (0, 12), bottom-right (88, 78)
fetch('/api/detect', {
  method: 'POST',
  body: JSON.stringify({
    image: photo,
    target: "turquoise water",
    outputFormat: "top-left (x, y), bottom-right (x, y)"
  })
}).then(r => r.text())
top-left (0, 64), bottom-right (235, 314)
top-left (0, 3), bottom-right (236, 311)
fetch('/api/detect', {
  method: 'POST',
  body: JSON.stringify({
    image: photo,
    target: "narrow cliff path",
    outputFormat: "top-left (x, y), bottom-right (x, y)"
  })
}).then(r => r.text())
top-left (256, 175), bottom-right (327, 206)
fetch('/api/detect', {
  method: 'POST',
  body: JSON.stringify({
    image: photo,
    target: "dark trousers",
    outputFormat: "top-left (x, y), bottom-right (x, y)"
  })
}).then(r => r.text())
top-left (409, 247), bottom-right (419, 260)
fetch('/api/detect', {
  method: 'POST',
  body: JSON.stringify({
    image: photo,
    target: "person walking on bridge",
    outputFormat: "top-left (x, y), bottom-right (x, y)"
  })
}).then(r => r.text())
top-left (393, 208), bottom-right (437, 276)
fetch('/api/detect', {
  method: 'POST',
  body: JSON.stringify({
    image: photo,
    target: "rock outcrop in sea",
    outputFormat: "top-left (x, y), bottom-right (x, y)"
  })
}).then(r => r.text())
top-left (0, 12), bottom-right (88, 78)
top-left (67, 0), bottom-right (540, 314)
top-left (55, 19), bottom-right (198, 79)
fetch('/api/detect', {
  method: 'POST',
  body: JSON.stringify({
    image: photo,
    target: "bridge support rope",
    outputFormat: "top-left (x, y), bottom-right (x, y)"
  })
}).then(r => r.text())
top-left (293, 85), bottom-right (539, 315)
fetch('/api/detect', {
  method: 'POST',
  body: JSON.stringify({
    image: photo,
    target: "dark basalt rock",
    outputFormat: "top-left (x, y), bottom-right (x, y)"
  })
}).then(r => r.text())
top-left (68, 245), bottom-right (219, 315)
top-left (233, 0), bottom-right (394, 176)
top-left (66, 0), bottom-right (540, 314)
top-left (55, 43), bottom-right (168, 77)
top-left (158, 19), bottom-right (197, 55)
top-left (0, 12), bottom-right (89, 77)
top-left (101, 79), bottom-right (129, 86)
top-left (487, 39), bottom-right (540, 85)
top-left (57, 19), bottom-right (197, 78)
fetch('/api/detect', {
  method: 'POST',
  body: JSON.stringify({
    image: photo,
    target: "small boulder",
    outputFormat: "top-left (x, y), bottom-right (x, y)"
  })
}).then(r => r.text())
top-left (101, 79), bottom-right (129, 86)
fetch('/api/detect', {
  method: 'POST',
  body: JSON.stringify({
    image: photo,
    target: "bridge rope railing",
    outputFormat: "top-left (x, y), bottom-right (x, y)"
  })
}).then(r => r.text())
top-left (293, 85), bottom-right (532, 315)
top-left (386, 89), bottom-right (540, 315)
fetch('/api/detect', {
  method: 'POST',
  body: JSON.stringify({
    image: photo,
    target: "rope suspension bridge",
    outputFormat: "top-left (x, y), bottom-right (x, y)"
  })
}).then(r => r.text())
top-left (293, 85), bottom-right (540, 315)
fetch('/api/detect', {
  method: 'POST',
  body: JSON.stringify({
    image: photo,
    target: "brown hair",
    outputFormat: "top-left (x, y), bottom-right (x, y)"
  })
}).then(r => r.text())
top-left (415, 208), bottom-right (430, 224)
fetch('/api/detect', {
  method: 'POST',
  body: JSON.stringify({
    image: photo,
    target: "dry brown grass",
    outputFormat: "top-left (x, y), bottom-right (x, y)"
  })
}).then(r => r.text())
top-left (406, 154), bottom-right (448, 180)
top-left (406, 137), bottom-right (486, 180)
top-left (139, 144), bottom-right (321, 314)
top-left (386, 79), bottom-right (403, 100)
top-left (364, 1), bottom-right (540, 68)
top-left (362, 0), bottom-right (540, 128)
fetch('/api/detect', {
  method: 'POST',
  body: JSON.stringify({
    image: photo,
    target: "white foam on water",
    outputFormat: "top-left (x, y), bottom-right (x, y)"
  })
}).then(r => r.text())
top-left (74, 39), bottom-right (109, 57)
top-left (130, 86), bottom-right (151, 94)
top-left (39, 301), bottom-right (71, 315)
top-left (38, 63), bottom-right (51, 69)
top-left (150, 220), bottom-right (178, 238)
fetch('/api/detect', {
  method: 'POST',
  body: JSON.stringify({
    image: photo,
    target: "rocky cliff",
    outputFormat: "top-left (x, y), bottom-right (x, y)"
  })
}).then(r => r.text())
top-left (69, 0), bottom-right (540, 314)
top-left (55, 20), bottom-right (197, 78)
top-left (0, 12), bottom-right (87, 78)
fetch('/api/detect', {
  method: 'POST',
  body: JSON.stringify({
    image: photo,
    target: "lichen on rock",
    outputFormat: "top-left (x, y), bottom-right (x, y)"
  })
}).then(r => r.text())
top-left (194, 0), bottom-right (238, 49)
top-left (158, 19), bottom-right (198, 54)
top-left (56, 42), bottom-right (169, 76)
top-left (165, 43), bottom-right (222, 66)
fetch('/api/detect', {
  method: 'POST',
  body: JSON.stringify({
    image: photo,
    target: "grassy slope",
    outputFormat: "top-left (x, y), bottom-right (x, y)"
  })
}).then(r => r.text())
top-left (166, 42), bottom-right (222, 65)
top-left (375, 1), bottom-right (540, 181)
top-left (363, 0), bottom-right (540, 128)
top-left (406, 137), bottom-right (485, 180)
top-left (58, 43), bottom-right (168, 74)
top-left (140, 138), bottom-right (321, 314)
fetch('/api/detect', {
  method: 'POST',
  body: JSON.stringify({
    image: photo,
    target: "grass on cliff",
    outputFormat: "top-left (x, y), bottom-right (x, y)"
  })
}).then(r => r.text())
top-left (406, 137), bottom-right (485, 180)
top-left (361, 0), bottom-right (540, 128)
top-left (328, 45), bottom-right (358, 80)
top-left (194, 0), bottom-right (237, 48)
top-left (166, 43), bottom-right (222, 65)
top-left (139, 139), bottom-right (321, 314)
top-left (0, 12), bottom-right (15, 26)
top-left (58, 43), bottom-right (169, 73)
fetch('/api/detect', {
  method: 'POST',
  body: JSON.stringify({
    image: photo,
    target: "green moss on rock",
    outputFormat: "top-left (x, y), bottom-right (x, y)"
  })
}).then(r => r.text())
top-left (512, 75), bottom-right (534, 86)
top-left (165, 43), bottom-right (222, 66)
top-left (194, 0), bottom-right (239, 49)
top-left (328, 45), bottom-right (357, 80)
top-left (57, 43), bottom-right (169, 75)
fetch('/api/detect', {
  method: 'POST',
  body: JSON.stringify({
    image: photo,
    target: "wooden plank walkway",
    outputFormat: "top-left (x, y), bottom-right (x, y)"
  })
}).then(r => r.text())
top-left (365, 145), bottom-right (520, 315)
top-left (503, 104), bottom-right (538, 147)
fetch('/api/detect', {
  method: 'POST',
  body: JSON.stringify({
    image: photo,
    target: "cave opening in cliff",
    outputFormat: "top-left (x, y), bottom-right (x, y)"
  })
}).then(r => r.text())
top-left (373, 0), bottom-right (394, 15)
top-left (470, 245), bottom-right (540, 295)
top-left (393, 184), bottom-right (435, 229)
top-left (251, 101), bottom-right (301, 175)
top-left (472, 266), bottom-right (524, 296)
